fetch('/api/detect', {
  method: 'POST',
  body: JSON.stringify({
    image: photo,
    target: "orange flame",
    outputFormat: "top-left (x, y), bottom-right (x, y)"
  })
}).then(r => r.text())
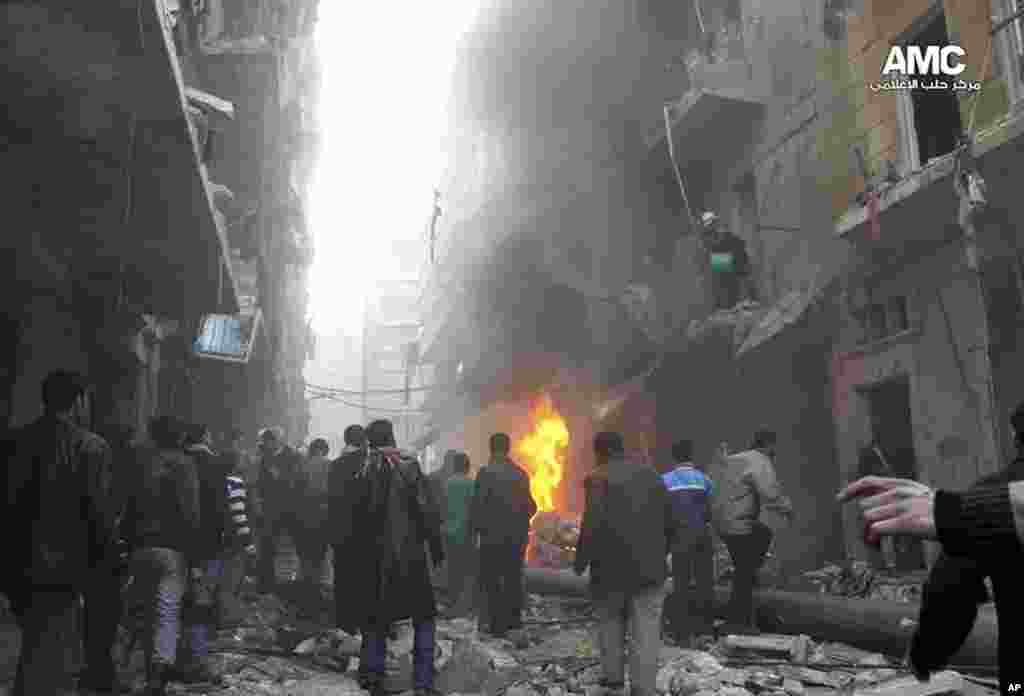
top-left (516, 394), bottom-right (569, 514)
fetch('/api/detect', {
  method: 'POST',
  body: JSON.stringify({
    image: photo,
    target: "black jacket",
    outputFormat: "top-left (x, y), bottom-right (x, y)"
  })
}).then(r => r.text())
top-left (470, 457), bottom-right (537, 547)
top-left (6, 415), bottom-right (116, 590)
top-left (574, 457), bottom-right (676, 596)
top-left (255, 445), bottom-right (305, 523)
top-left (911, 458), bottom-right (1024, 694)
top-left (123, 446), bottom-right (201, 560)
top-left (332, 447), bottom-right (444, 631)
top-left (188, 444), bottom-right (232, 559)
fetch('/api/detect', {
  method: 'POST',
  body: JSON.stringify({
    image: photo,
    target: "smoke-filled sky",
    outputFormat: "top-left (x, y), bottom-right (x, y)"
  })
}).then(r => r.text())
top-left (307, 1), bottom-right (480, 337)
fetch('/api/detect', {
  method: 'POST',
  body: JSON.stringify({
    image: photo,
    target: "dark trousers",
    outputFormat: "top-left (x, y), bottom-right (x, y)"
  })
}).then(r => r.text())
top-left (445, 535), bottom-right (476, 617)
top-left (665, 533), bottom-right (714, 638)
top-left (722, 523), bottom-right (773, 627)
top-left (11, 588), bottom-right (79, 696)
top-left (257, 516), bottom-right (300, 585)
top-left (360, 620), bottom-right (436, 691)
top-left (82, 566), bottom-right (124, 686)
top-left (479, 542), bottom-right (525, 635)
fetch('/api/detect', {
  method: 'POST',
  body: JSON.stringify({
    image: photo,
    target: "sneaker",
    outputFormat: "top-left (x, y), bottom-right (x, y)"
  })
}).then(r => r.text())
top-left (414, 688), bottom-right (442, 696)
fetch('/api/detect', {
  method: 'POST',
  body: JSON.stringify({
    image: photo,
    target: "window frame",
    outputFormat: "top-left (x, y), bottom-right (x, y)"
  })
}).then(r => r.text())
top-left (993, 0), bottom-right (1024, 106)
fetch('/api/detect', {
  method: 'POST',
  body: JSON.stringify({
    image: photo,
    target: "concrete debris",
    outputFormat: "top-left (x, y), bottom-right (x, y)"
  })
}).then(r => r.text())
top-left (800, 563), bottom-right (923, 603)
top-left (102, 584), bottom-right (979, 696)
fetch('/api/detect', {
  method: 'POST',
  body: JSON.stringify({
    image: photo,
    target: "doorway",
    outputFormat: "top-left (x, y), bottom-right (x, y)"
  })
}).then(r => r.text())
top-left (864, 376), bottom-right (926, 570)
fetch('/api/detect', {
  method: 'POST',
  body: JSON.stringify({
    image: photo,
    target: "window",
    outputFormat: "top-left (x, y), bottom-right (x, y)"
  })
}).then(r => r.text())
top-left (855, 293), bottom-right (911, 345)
top-left (995, 0), bottom-right (1024, 104)
top-left (895, 10), bottom-right (964, 171)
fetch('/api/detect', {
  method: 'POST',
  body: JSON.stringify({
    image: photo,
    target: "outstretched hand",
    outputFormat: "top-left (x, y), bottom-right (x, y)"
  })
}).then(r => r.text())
top-left (837, 476), bottom-right (938, 542)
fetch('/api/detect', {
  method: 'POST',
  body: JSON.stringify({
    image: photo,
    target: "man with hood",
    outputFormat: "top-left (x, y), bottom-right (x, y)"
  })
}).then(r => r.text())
top-left (253, 427), bottom-right (306, 587)
top-left (332, 420), bottom-right (444, 696)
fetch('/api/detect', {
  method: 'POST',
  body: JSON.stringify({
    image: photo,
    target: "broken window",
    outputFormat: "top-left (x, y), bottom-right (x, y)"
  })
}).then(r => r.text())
top-left (897, 11), bottom-right (963, 168)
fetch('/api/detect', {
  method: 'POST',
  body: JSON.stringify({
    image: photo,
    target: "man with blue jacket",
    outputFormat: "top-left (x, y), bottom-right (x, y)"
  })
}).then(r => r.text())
top-left (660, 440), bottom-right (714, 644)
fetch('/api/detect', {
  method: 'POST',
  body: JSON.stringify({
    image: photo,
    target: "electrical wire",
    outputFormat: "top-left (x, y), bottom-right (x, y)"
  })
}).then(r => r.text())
top-left (305, 381), bottom-right (451, 396)
top-left (305, 390), bottom-right (429, 414)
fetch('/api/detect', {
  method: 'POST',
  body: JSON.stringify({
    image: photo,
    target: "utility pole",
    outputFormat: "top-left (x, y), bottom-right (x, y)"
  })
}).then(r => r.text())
top-left (361, 296), bottom-right (370, 424)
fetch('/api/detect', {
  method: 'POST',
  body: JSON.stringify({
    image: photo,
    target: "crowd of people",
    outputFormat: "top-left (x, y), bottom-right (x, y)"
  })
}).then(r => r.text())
top-left (9, 367), bottom-right (1022, 696)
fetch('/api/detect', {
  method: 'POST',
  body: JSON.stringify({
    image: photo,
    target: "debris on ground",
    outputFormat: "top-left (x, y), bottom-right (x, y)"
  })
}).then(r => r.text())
top-left (528, 512), bottom-right (580, 570)
top-left (798, 563), bottom-right (925, 603)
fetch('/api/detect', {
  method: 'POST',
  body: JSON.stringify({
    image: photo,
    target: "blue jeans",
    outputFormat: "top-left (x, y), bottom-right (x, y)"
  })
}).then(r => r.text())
top-left (183, 559), bottom-right (225, 663)
top-left (361, 620), bottom-right (436, 690)
top-left (130, 548), bottom-right (187, 672)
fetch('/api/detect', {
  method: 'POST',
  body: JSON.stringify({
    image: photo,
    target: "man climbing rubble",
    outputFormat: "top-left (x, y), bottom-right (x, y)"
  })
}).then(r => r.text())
top-left (332, 419), bottom-right (444, 696)
top-left (574, 431), bottom-right (675, 696)
top-left (699, 211), bottom-right (757, 311)
top-left (708, 430), bottom-right (793, 632)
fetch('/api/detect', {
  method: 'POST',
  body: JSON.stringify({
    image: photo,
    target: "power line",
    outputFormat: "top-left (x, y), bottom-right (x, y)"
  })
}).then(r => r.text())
top-left (304, 388), bottom-right (431, 414)
top-left (304, 381), bottom-right (450, 396)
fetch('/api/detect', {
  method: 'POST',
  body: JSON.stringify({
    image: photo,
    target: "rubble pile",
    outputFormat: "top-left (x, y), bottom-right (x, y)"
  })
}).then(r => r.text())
top-left (799, 563), bottom-right (924, 603)
top-left (109, 582), bottom-right (992, 696)
top-left (655, 633), bottom-right (975, 696)
top-left (528, 512), bottom-right (580, 569)
top-left (686, 300), bottom-right (763, 349)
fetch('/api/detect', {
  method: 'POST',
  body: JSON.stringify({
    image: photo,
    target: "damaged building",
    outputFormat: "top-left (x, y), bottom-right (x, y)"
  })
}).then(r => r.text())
top-left (414, 0), bottom-right (1024, 578)
top-left (0, 0), bottom-right (318, 443)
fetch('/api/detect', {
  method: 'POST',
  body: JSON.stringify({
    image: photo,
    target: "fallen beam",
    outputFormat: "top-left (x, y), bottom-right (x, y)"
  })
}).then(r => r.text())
top-left (522, 568), bottom-right (998, 668)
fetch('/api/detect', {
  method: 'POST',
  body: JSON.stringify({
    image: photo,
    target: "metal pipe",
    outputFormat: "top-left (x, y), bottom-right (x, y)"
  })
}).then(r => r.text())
top-left (522, 569), bottom-right (998, 667)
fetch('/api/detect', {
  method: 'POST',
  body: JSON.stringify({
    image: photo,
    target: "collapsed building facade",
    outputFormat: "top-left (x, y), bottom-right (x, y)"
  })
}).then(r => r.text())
top-left (414, 0), bottom-right (1024, 577)
top-left (0, 0), bottom-right (318, 444)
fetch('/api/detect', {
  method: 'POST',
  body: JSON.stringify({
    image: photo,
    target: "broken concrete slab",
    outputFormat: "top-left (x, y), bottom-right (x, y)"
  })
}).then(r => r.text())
top-left (722, 634), bottom-right (795, 656)
top-left (852, 671), bottom-right (964, 696)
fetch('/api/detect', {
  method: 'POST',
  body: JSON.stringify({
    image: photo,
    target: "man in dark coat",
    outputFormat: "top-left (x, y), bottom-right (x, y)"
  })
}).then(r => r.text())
top-left (6, 370), bottom-right (116, 696)
top-left (253, 427), bottom-right (306, 587)
top-left (333, 420), bottom-right (444, 696)
top-left (329, 423), bottom-right (366, 630)
top-left (575, 432), bottom-right (676, 696)
top-left (470, 432), bottom-right (537, 637)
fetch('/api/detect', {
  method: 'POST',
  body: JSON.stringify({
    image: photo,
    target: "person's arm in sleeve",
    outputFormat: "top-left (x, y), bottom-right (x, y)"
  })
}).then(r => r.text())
top-left (412, 461), bottom-right (445, 566)
top-left (179, 455), bottom-right (202, 562)
top-left (749, 458), bottom-right (794, 520)
top-left (661, 478), bottom-right (677, 552)
top-left (909, 551), bottom-right (987, 681)
top-left (469, 468), bottom-right (490, 541)
top-left (83, 437), bottom-right (118, 553)
top-left (936, 483), bottom-right (1024, 556)
top-left (574, 479), bottom-right (595, 576)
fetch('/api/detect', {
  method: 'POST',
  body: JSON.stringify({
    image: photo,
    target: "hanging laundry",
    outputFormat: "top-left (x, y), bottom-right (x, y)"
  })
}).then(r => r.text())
top-left (866, 189), bottom-right (881, 242)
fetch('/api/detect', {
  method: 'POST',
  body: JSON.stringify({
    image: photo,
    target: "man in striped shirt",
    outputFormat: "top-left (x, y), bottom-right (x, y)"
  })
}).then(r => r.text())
top-left (660, 440), bottom-right (714, 644)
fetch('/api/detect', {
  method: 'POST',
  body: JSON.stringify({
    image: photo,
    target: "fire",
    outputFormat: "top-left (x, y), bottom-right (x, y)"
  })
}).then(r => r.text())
top-left (516, 394), bottom-right (569, 514)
